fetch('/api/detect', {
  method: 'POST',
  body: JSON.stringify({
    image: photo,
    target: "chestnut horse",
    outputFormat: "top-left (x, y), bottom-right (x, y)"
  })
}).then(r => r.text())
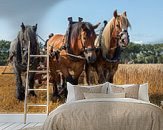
top-left (48, 21), bottom-right (99, 99)
top-left (86, 10), bottom-right (131, 84)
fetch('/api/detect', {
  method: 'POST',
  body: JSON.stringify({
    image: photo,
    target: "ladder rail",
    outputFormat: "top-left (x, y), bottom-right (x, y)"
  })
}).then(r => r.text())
top-left (46, 44), bottom-right (50, 116)
top-left (24, 41), bottom-right (49, 124)
top-left (24, 41), bottom-right (31, 124)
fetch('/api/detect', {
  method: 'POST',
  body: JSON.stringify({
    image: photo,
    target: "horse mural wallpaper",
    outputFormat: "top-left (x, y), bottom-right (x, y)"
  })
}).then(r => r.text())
top-left (8, 23), bottom-right (40, 101)
top-left (85, 10), bottom-right (131, 84)
top-left (47, 19), bottom-right (100, 99)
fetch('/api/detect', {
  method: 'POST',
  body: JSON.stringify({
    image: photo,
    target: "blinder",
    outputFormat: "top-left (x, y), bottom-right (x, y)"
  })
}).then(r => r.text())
top-left (84, 47), bottom-right (96, 53)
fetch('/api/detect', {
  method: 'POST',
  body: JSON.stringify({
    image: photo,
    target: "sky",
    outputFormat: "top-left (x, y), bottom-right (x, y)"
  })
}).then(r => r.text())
top-left (0, 0), bottom-right (163, 44)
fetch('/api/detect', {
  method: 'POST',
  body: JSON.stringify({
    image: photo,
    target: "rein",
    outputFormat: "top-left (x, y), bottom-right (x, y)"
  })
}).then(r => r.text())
top-left (36, 34), bottom-right (46, 43)
top-left (50, 44), bottom-right (86, 60)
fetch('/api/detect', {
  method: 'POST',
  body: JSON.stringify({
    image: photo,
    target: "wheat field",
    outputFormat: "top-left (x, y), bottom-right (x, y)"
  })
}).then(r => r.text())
top-left (113, 64), bottom-right (163, 105)
top-left (0, 64), bottom-right (162, 113)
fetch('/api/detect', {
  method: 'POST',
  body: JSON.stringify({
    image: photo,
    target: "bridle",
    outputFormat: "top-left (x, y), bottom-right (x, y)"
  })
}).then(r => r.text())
top-left (111, 18), bottom-right (130, 48)
top-left (79, 28), bottom-right (96, 54)
top-left (50, 22), bottom-right (97, 61)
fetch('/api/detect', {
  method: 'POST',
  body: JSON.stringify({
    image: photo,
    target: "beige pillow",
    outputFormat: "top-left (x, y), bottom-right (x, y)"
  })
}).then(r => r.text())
top-left (84, 92), bottom-right (125, 99)
top-left (66, 82), bottom-right (108, 103)
top-left (110, 84), bottom-right (139, 99)
top-left (138, 83), bottom-right (149, 102)
top-left (74, 86), bottom-right (102, 100)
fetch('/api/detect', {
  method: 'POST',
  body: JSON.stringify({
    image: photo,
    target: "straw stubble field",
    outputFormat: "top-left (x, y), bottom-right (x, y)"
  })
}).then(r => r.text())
top-left (0, 64), bottom-right (163, 113)
top-left (0, 66), bottom-right (63, 113)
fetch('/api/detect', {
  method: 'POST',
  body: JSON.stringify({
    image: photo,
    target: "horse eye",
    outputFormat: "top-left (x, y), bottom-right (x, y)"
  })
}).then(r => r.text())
top-left (116, 25), bottom-right (120, 28)
top-left (83, 37), bottom-right (86, 40)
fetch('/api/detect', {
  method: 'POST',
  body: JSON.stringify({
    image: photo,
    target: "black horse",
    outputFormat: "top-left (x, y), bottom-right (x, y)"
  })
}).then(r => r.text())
top-left (8, 23), bottom-right (40, 101)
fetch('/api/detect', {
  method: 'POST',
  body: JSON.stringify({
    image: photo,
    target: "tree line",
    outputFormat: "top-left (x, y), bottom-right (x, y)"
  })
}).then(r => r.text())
top-left (0, 40), bottom-right (10, 65)
top-left (0, 40), bottom-right (162, 65)
top-left (120, 42), bottom-right (163, 64)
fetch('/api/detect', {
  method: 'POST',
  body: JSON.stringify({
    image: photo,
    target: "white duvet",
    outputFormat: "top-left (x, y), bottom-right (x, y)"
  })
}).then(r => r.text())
top-left (22, 98), bottom-right (163, 130)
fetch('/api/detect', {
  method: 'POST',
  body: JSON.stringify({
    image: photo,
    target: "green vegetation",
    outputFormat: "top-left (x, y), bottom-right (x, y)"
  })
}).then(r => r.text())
top-left (0, 40), bottom-right (163, 65)
top-left (121, 42), bottom-right (163, 64)
top-left (0, 40), bottom-right (11, 65)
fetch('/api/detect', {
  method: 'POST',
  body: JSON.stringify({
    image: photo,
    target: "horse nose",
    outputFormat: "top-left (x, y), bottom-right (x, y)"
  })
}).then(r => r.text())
top-left (122, 39), bottom-right (125, 43)
top-left (88, 56), bottom-right (96, 63)
top-left (122, 36), bottom-right (129, 46)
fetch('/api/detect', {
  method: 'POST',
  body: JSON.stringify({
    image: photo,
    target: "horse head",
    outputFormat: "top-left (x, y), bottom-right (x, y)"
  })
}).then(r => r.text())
top-left (101, 10), bottom-right (131, 59)
top-left (17, 22), bottom-right (38, 67)
top-left (70, 22), bottom-right (99, 63)
top-left (112, 10), bottom-right (131, 48)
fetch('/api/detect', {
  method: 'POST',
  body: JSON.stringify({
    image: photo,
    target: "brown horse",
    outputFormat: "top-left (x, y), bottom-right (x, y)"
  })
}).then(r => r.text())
top-left (86, 10), bottom-right (131, 84)
top-left (47, 21), bottom-right (99, 99)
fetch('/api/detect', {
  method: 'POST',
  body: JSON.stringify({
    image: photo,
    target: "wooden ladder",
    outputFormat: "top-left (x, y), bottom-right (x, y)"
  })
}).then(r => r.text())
top-left (24, 41), bottom-right (50, 124)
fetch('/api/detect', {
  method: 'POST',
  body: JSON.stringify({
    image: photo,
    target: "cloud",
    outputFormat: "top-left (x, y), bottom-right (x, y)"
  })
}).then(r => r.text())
top-left (0, 0), bottom-right (64, 40)
top-left (131, 40), bottom-right (143, 44)
top-left (0, 0), bottom-right (61, 23)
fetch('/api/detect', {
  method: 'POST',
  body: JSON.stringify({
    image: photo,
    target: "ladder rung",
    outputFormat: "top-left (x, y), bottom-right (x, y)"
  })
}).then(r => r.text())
top-left (29, 70), bottom-right (47, 73)
top-left (30, 55), bottom-right (48, 57)
top-left (28, 89), bottom-right (47, 91)
top-left (27, 104), bottom-right (47, 107)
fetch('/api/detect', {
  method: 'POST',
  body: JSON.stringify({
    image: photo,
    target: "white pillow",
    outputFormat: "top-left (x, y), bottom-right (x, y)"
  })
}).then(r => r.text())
top-left (138, 83), bottom-right (149, 102)
top-left (84, 92), bottom-right (125, 99)
top-left (108, 82), bottom-right (150, 102)
top-left (66, 82), bottom-right (108, 103)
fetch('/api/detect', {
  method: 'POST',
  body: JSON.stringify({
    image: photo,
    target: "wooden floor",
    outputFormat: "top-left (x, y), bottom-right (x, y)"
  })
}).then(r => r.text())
top-left (0, 122), bottom-right (43, 130)
top-left (0, 114), bottom-right (46, 130)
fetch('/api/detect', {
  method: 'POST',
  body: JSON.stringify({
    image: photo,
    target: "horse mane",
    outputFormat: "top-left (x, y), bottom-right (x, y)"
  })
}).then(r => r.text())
top-left (17, 25), bottom-right (38, 55)
top-left (70, 22), bottom-right (82, 43)
top-left (70, 22), bottom-right (95, 46)
top-left (100, 15), bottom-right (131, 58)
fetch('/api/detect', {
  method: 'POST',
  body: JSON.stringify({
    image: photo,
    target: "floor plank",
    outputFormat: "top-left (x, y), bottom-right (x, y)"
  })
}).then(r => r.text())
top-left (0, 122), bottom-right (44, 130)
top-left (0, 123), bottom-right (14, 130)
top-left (12, 123), bottom-right (30, 130)
top-left (3, 123), bottom-right (21, 130)
top-left (0, 123), bottom-right (6, 128)
top-left (23, 122), bottom-right (38, 128)
top-left (0, 114), bottom-right (47, 123)
top-left (34, 122), bottom-right (43, 127)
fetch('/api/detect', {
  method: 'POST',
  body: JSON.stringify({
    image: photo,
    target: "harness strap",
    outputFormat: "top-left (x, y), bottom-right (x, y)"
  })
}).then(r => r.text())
top-left (84, 47), bottom-right (96, 52)
top-left (50, 45), bottom-right (85, 61)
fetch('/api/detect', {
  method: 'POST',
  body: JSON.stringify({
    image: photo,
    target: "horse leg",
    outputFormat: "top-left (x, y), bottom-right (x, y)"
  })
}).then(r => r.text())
top-left (108, 63), bottom-right (119, 83)
top-left (51, 81), bottom-right (61, 102)
top-left (49, 71), bottom-right (62, 101)
top-left (13, 63), bottom-right (25, 101)
top-left (85, 63), bottom-right (91, 85)
top-left (65, 75), bottom-right (74, 84)
top-left (73, 63), bottom-right (85, 85)
top-left (28, 72), bottom-right (37, 97)
top-left (62, 77), bottom-right (67, 98)
top-left (57, 74), bottom-right (67, 98)
top-left (96, 64), bottom-right (106, 84)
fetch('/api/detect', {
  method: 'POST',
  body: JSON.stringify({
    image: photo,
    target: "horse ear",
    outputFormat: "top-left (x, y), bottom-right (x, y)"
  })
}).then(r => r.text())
top-left (33, 24), bottom-right (37, 32)
top-left (113, 10), bottom-right (118, 18)
top-left (93, 22), bottom-right (101, 29)
top-left (21, 22), bottom-right (25, 31)
top-left (81, 23), bottom-right (87, 31)
top-left (123, 11), bottom-right (127, 16)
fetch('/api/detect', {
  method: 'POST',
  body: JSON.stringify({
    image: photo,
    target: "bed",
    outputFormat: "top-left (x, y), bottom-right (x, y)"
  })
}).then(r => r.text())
top-left (23, 82), bottom-right (163, 130)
